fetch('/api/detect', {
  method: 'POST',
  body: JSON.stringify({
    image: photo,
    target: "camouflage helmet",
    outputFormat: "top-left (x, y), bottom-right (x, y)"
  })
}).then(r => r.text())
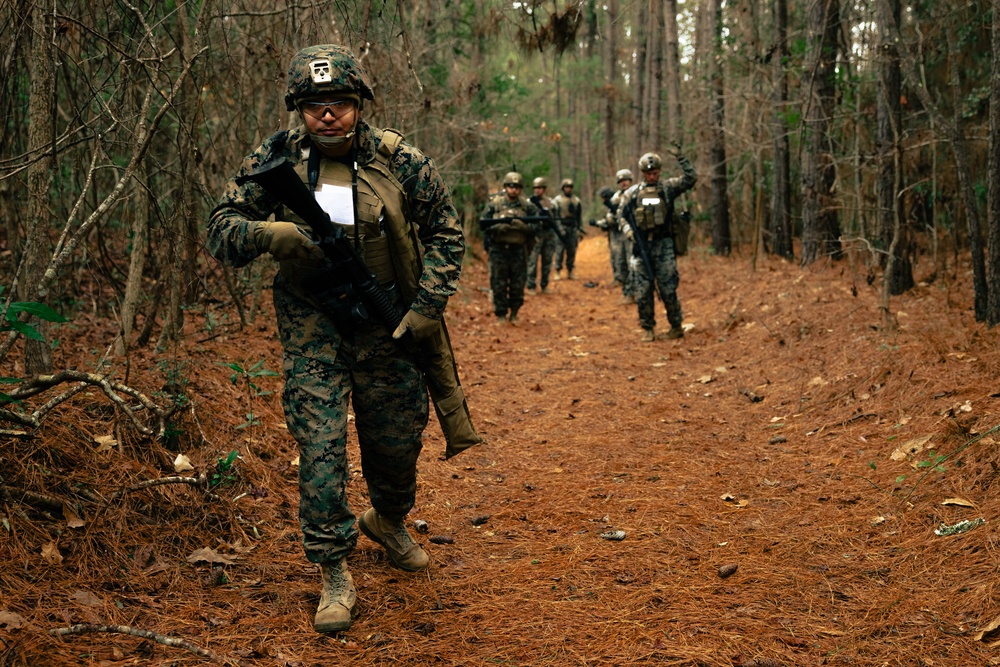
top-left (532, 176), bottom-right (547, 189)
top-left (560, 178), bottom-right (574, 188)
top-left (638, 152), bottom-right (663, 172)
top-left (503, 172), bottom-right (524, 187)
top-left (615, 168), bottom-right (634, 183)
top-left (285, 45), bottom-right (374, 112)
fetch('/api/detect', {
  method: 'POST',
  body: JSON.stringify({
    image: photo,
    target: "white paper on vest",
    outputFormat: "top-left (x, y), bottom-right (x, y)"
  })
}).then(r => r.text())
top-left (314, 183), bottom-right (355, 225)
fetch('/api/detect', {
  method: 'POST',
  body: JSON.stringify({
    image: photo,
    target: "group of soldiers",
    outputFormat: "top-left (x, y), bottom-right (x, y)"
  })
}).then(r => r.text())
top-left (478, 174), bottom-right (583, 323)
top-left (479, 149), bottom-right (696, 342)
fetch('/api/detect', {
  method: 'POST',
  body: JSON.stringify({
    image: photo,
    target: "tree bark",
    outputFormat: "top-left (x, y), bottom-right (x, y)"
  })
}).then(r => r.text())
top-left (708, 0), bottom-right (730, 255)
top-left (632, 0), bottom-right (648, 158)
top-left (21, 0), bottom-right (55, 374)
top-left (800, 0), bottom-right (842, 266)
top-left (664, 0), bottom-right (682, 144)
top-left (769, 0), bottom-right (793, 258)
top-left (603, 0), bottom-right (619, 172)
top-left (989, 0), bottom-right (1000, 326)
top-left (877, 0), bottom-right (914, 295)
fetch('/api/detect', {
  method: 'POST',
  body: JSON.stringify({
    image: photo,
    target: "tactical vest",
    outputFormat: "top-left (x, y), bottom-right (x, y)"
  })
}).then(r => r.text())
top-left (489, 195), bottom-right (530, 245)
top-left (633, 183), bottom-right (671, 231)
top-left (275, 130), bottom-right (423, 310)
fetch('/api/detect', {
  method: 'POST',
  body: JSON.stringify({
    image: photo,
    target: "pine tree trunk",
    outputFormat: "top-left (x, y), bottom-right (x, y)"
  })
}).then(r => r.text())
top-left (877, 0), bottom-right (914, 294)
top-left (770, 0), bottom-right (793, 258)
top-left (603, 0), bottom-right (619, 172)
top-left (709, 0), bottom-right (730, 255)
top-left (664, 0), bottom-right (682, 144)
top-left (22, 0), bottom-right (54, 374)
top-left (801, 0), bottom-right (842, 266)
top-left (989, 0), bottom-right (1000, 326)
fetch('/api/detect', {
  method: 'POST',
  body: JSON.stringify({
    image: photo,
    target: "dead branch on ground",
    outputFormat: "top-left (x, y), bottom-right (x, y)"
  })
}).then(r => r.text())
top-left (49, 623), bottom-right (229, 664)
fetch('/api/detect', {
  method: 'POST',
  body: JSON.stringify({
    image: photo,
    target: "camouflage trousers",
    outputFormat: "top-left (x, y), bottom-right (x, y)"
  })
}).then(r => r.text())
top-left (553, 224), bottom-right (579, 273)
top-left (608, 227), bottom-right (634, 296)
top-left (274, 277), bottom-right (427, 565)
top-left (488, 241), bottom-right (528, 317)
top-left (526, 230), bottom-right (557, 290)
top-left (630, 235), bottom-right (682, 331)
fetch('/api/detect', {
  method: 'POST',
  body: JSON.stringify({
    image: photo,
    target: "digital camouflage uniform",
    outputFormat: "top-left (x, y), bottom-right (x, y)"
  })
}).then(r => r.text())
top-left (603, 187), bottom-right (634, 298)
top-left (526, 191), bottom-right (556, 291)
top-left (479, 193), bottom-right (541, 319)
top-left (207, 120), bottom-right (464, 565)
top-left (617, 154), bottom-right (696, 333)
top-left (551, 189), bottom-right (582, 276)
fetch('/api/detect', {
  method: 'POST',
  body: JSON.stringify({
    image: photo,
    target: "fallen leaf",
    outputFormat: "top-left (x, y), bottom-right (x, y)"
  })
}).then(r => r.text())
top-left (697, 375), bottom-right (713, 384)
top-left (173, 454), bottom-right (195, 473)
top-left (808, 376), bottom-right (828, 386)
top-left (62, 503), bottom-right (85, 529)
top-left (71, 590), bottom-right (102, 606)
top-left (975, 613), bottom-right (1000, 647)
top-left (93, 434), bottom-right (117, 453)
top-left (291, 455), bottom-right (300, 467)
top-left (41, 541), bottom-right (63, 565)
top-left (0, 611), bottom-right (26, 629)
top-left (942, 497), bottom-right (976, 508)
top-left (890, 434), bottom-right (933, 461)
top-left (186, 547), bottom-right (235, 565)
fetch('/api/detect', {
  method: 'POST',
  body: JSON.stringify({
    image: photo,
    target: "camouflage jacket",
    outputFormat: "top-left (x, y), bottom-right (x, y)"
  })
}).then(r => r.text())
top-left (207, 120), bottom-right (464, 319)
top-left (616, 155), bottom-right (696, 234)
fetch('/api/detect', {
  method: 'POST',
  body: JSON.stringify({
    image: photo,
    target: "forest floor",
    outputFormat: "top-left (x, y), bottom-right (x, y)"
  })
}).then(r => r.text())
top-left (3, 233), bottom-right (1000, 667)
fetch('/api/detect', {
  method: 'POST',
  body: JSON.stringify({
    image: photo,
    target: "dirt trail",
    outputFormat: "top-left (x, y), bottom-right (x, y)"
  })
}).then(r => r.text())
top-left (4, 234), bottom-right (1000, 666)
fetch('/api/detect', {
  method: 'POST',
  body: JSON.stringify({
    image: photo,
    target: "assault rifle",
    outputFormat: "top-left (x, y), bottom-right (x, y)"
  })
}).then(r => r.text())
top-left (621, 202), bottom-right (668, 310)
top-left (530, 194), bottom-right (574, 246)
top-left (235, 157), bottom-right (483, 459)
top-left (236, 157), bottom-right (400, 331)
top-left (478, 215), bottom-right (552, 233)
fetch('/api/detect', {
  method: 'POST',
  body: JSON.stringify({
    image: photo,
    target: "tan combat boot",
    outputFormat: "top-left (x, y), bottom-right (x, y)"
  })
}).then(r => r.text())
top-left (314, 558), bottom-right (357, 633)
top-left (359, 508), bottom-right (429, 572)
top-left (640, 328), bottom-right (656, 343)
top-left (665, 326), bottom-right (684, 339)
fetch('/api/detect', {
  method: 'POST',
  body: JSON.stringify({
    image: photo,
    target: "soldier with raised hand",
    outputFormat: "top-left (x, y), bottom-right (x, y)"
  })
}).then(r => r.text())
top-left (479, 172), bottom-right (540, 324)
top-left (551, 178), bottom-right (583, 280)
top-left (207, 45), bottom-right (469, 633)
top-left (616, 149), bottom-right (697, 342)
top-left (525, 176), bottom-right (556, 295)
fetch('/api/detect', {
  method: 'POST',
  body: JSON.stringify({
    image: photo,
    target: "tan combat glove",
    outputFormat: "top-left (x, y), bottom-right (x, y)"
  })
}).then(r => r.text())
top-left (253, 221), bottom-right (323, 261)
top-left (392, 309), bottom-right (439, 341)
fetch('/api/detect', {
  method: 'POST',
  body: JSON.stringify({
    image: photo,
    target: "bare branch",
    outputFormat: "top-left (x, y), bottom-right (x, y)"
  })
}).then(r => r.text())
top-left (49, 623), bottom-right (227, 664)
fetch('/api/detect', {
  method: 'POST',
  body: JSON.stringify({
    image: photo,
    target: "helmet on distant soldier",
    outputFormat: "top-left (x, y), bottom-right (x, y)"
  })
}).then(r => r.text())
top-left (532, 177), bottom-right (547, 189)
top-left (615, 169), bottom-right (634, 183)
top-left (285, 45), bottom-right (374, 112)
top-left (560, 178), bottom-right (573, 189)
top-left (638, 153), bottom-right (662, 172)
top-left (598, 186), bottom-right (615, 200)
top-left (503, 172), bottom-right (524, 187)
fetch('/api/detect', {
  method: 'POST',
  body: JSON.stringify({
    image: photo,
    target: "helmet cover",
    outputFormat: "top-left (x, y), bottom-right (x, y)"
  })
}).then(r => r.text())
top-left (285, 44), bottom-right (374, 111)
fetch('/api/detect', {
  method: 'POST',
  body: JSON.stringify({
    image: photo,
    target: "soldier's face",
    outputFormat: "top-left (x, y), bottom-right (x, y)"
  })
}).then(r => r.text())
top-left (618, 179), bottom-right (632, 190)
top-left (504, 184), bottom-right (522, 200)
top-left (533, 186), bottom-right (545, 196)
top-left (301, 98), bottom-right (358, 138)
top-left (642, 169), bottom-right (661, 184)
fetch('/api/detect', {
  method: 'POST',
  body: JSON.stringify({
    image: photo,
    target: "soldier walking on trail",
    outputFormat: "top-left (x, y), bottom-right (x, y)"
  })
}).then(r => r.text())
top-left (479, 172), bottom-right (541, 324)
top-left (605, 169), bottom-right (636, 303)
top-left (616, 150), bottom-right (697, 342)
top-left (207, 45), bottom-right (471, 633)
top-left (551, 178), bottom-right (582, 281)
top-left (526, 176), bottom-right (556, 295)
